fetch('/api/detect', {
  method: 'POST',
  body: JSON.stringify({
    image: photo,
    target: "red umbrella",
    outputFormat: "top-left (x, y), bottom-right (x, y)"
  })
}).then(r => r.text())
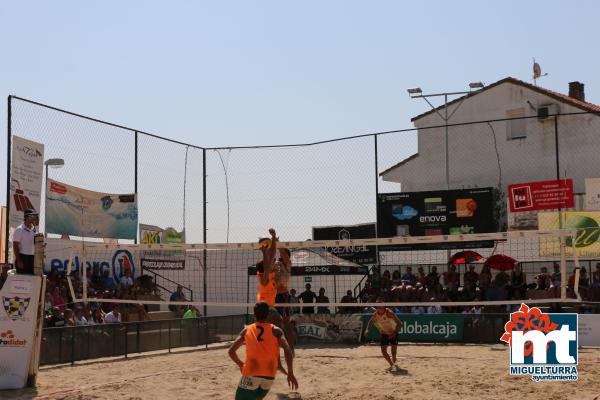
top-left (484, 254), bottom-right (517, 271)
top-left (449, 251), bottom-right (483, 265)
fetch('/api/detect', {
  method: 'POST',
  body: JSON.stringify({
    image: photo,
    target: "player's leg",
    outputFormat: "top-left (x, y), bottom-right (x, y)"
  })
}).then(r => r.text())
top-left (389, 332), bottom-right (398, 365)
top-left (380, 344), bottom-right (393, 367)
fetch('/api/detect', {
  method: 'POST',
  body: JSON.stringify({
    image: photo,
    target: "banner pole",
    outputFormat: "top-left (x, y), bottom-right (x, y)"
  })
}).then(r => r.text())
top-left (5, 96), bottom-right (12, 263)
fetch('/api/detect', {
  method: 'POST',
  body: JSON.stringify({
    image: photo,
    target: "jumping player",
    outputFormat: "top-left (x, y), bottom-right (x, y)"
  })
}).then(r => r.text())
top-left (364, 300), bottom-right (402, 370)
top-left (229, 301), bottom-right (299, 400)
top-left (256, 228), bottom-right (278, 308)
top-left (274, 247), bottom-right (296, 350)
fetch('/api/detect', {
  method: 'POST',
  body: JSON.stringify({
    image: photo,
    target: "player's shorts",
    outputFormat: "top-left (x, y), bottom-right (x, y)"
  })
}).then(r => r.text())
top-left (275, 292), bottom-right (290, 317)
top-left (235, 376), bottom-right (274, 400)
top-left (380, 332), bottom-right (399, 346)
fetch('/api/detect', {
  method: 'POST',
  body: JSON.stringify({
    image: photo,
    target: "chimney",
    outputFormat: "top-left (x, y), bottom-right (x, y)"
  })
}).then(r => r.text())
top-left (568, 81), bottom-right (585, 102)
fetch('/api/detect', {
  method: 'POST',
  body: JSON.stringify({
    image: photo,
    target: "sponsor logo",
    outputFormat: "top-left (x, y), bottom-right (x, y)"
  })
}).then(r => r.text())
top-left (2, 297), bottom-right (30, 320)
top-left (501, 304), bottom-right (578, 381)
top-left (50, 181), bottom-right (67, 195)
top-left (399, 320), bottom-right (457, 339)
top-left (563, 214), bottom-right (600, 248)
top-left (419, 215), bottom-right (447, 223)
top-left (392, 205), bottom-right (418, 221)
top-left (338, 228), bottom-right (351, 241)
top-left (0, 330), bottom-right (27, 347)
top-left (112, 250), bottom-right (135, 284)
top-left (15, 144), bottom-right (42, 160)
top-left (296, 323), bottom-right (327, 339)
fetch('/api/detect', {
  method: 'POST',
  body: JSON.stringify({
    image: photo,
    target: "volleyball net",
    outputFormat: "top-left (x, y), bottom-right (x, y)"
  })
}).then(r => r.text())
top-left (42, 229), bottom-right (592, 316)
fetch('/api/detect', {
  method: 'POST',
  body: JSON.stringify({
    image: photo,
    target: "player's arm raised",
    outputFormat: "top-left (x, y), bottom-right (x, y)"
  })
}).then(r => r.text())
top-left (273, 326), bottom-right (298, 390)
top-left (267, 228), bottom-right (278, 269)
top-left (228, 328), bottom-right (247, 372)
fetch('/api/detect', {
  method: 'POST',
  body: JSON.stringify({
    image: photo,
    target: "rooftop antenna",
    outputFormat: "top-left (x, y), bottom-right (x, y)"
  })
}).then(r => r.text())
top-left (533, 58), bottom-right (548, 86)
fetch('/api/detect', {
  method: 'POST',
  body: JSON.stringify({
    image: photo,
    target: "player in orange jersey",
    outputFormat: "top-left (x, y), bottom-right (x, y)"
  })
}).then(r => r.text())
top-left (229, 301), bottom-right (298, 400)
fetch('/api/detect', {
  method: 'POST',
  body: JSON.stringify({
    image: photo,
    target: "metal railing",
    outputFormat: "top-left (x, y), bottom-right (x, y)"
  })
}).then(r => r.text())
top-left (40, 314), bottom-right (246, 366)
top-left (141, 267), bottom-right (194, 301)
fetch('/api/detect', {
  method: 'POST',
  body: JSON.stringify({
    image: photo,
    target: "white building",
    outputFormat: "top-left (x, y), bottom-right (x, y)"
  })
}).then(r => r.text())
top-left (380, 77), bottom-right (600, 196)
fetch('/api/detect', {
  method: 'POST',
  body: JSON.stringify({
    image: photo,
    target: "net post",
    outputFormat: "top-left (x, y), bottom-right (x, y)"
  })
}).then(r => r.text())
top-left (559, 230), bottom-right (568, 301)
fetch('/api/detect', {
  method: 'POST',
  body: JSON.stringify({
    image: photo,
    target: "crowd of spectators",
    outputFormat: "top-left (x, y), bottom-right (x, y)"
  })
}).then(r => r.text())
top-left (281, 262), bottom-right (600, 316)
top-left (41, 265), bottom-right (161, 328)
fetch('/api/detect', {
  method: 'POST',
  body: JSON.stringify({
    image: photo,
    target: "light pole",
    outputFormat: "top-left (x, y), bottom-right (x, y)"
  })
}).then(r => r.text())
top-left (44, 158), bottom-right (65, 234)
top-left (407, 82), bottom-right (484, 190)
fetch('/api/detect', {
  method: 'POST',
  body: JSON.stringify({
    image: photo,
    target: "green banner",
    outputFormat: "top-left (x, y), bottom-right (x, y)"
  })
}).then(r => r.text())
top-left (363, 314), bottom-right (464, 342)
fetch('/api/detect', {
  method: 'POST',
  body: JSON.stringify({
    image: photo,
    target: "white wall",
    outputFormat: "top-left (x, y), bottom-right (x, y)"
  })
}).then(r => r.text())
top-left (382, 82), bottom-right (600, 195)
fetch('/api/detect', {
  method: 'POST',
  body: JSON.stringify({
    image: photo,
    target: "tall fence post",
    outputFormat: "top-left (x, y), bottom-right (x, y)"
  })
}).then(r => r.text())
top-left (374, 134), bottom-right (380, 267)
top-left (134, 131), bottom-right (138, 244)
top-left (202, 148), bottom-right (208, 317)
top-left (5, 96), bottom-right (12, 263)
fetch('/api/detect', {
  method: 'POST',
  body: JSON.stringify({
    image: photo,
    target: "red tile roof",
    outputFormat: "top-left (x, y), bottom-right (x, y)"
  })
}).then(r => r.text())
top-left (411, 77), bottom-right (600, 122)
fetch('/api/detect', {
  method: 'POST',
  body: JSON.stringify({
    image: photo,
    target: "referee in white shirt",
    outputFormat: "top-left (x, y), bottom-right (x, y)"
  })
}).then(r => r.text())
top-left (12, 208), bottom-right (38, 275)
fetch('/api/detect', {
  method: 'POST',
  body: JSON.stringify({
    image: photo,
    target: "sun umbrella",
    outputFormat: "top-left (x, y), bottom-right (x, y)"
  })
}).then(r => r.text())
top-left (448, 250), bottom-right (483, 265)
top-left (484, 254), bottom-right (517, 271)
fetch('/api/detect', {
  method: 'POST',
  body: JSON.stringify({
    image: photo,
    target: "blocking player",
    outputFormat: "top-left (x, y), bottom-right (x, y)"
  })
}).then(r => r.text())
top-left (364, 299), bottom-right (402, 370)
top-left (229, 301), bottom-right (299, 400)
top-left (274, 246), bottom-right (296, 350)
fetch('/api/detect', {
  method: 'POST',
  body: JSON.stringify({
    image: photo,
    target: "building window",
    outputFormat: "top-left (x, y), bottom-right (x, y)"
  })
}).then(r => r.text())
top-left (506, 108), bottom-right (526, 140)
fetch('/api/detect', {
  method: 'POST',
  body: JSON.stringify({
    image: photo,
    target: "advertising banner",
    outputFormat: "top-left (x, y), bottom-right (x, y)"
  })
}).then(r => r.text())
top-left (0, 274), bottom-right (42, 389)
top-left (9, 136), bottom-right (44, 236)
top-left (363, 314), bottom-right (464, 342)
top-left (139, 224), bottom-right (185, 271)
top-left (290, 313), bottom-right (363, 342)
top-left (377, 188), bottom-right (494, 249)
top-left (312, 223), bottom-right (377, 264)
top-left (508, 179), bottom-right (574, 213)
top-left (44, 238), bottom-right (136, 283)
top-left (585, 178), bottom-right (600, 211)
top-left (578, 314), bottom-right (600, 347)
top-left (538, 211), bottom-right (600, 257)
top-left (46, 179), bottom-right (138, 240)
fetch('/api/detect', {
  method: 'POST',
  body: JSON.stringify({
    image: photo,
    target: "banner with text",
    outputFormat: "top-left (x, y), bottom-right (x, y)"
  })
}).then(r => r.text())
top-left (46, 179), bottom-right (138, 239)
top-left (0, 274), bottom-right (42, 389)
top-left (290, 313), bottom-right (363, 343)
top-left (312, 223), bottom-right (377, 264)
top-left (363, 314), bottom-right (464, 342)
top-left (9, 136), bottom-right (44, 239)
top-left (538, 211), bottom-right (600, 257)
top-left (508, 179), bottom-right (574, 213)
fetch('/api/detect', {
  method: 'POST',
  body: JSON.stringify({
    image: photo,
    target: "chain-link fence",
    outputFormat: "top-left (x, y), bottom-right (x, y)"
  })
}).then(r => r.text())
top-left (6, 96), bottom-right (600, 244)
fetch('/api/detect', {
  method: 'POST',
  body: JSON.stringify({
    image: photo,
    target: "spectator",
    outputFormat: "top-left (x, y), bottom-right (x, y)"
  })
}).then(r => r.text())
top-left (300, 284), bottom-right (317, 314)
top-left (316, 287), bottom-right (330, 314)
top-left (493, 269), bottom-right (510, 289)
top-left (90, 265), bottom-right (103, 290)
top-left (51, 286), bottom-right (66, 311)
top-left (551, 262), bottom-right (561, 287)
top-left (444, 264), bottom-right (460, 300)
top-left (120, 270), bottom-right (134, 291)
top-left (169, 285), bottom-right (186, 313)
top-left (44, 292), bottom-right (53, 312)
top-left (391, 270), bottom-right (402, 287)
top-left (46, 307), bottom-right (66, 328)
top-left (104, 305), bottom-right (121, 323)
top-left (478, 265), bottom-right (492, 295)
top-left (381, 270), bottom-right (392, 292)
top-left (183, 305), bottom-right (200, 319)
top-left (64, 309), bottom-right (76, 327)
top-left (548, 302), bottom-right (564, 313)
top-left (415, 266), bottom-right (427, 289)
top-left (46, 266), bottom-right (61, 288)
top-left (426, 266), bottom-right (441, 293)
top-left (89, 308), bottom-right (104, 325)
top-left (508, 264), bottom-right (527, 300)
top-left (593, 263), bottom-right (600, 289)
top-left (401, 267), bottom-right (417, 286)
top-left (289, 288), bottom-right (300, 314)
top-left (369, 268), bottom-right (381, 293)
top-left (74, 307), bottom-right (88, 326)
top-left (101, 270), bottom-right (116, 291)
top-left (426, 297), bottom-right (442, 314)
top-left (12, 209), bottom-right (38, 275)
top-left (580, 268), bottom-right (590, 289)
top-left (339, 290), bottom-right (357, 313)
top-left (410, 305), bottom-right (425, 315)
top-left (535, 267), bottom-right (552, 290)
top-left (463, 265), bottom-right (479, 293)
